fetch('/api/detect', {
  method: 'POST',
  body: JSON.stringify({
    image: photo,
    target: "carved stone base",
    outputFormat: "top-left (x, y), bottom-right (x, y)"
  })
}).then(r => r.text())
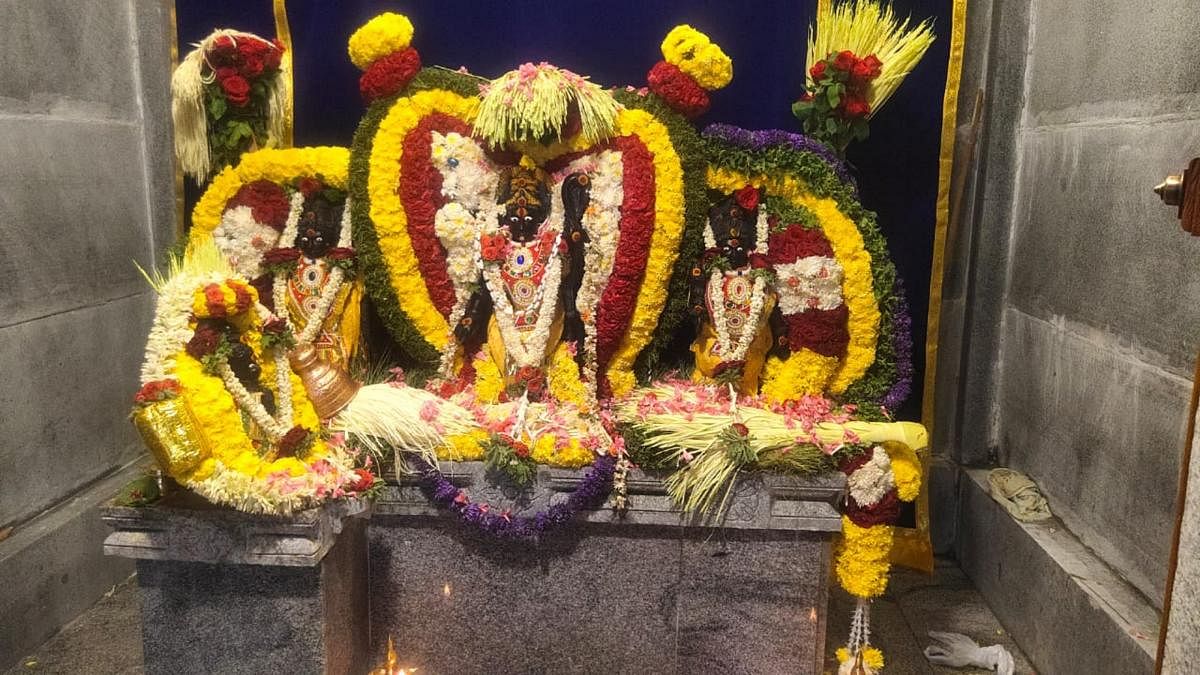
top-left (103, 467), bottom-right (844, 674)
top-left (370, 463), bottom-right (844, 674)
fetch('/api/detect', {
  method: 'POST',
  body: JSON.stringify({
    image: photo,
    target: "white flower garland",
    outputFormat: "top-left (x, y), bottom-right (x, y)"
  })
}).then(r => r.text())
top-left (271, 192), bottom-right (354, 347)
top-left (212, 205), bottom-right (282, 278)
top-left (430, 132), bottom-right (502, 376)
top-left (846, 446), bottom-right (896, 507)
top-left (558, 150), bottom-right (623, 398)
top-left (707, 271), bottom-right (768, 362)
top-left (482, 223), bottom-right (566, 369)
top-left (216, 359), bottom-right (294, 440)
top-left (775, 256), bottom-right (844, 314)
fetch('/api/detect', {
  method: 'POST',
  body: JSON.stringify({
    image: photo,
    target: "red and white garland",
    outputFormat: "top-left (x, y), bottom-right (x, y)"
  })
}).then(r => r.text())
top-left (430, 130), bottom-right (501, 375)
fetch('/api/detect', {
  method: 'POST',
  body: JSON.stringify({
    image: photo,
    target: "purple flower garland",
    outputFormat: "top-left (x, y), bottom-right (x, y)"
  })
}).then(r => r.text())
top-left (881, 276), bottom-right (914, 412)
top-left (701, 123), bottom-right (857, 189)
top-left (416, 456), bottom-right (616, 539)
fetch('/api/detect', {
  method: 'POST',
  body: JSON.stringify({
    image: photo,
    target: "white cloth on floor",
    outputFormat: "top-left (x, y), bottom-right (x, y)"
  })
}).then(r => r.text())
top-left (924, 631), bottom-right (1015, 674)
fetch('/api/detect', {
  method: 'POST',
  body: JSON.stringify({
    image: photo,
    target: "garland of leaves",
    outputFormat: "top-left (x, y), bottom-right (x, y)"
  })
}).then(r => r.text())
top-left (349, 68), bottom-right (484, 365)
top-left (700, 130), bottom-right (903, 412)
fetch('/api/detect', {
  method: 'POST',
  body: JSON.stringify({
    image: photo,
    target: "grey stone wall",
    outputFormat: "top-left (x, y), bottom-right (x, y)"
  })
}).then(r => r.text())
top-left (940, 0), bottom-right (1200, 607)
top-left (0, 0), bottom-right (174, 529)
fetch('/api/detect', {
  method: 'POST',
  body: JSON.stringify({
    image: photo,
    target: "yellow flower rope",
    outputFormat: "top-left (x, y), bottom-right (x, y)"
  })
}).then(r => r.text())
top-left (607, 108), bottom-right (686, 396)
top-left (367, 89), bottom-right (480, 349)
top-left (190, 146), bottom-right (349, 245)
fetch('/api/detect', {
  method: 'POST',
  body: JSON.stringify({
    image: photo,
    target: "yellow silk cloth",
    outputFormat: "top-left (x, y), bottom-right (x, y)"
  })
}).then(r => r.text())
top-left (285, 270), bottom-right (363, 370)
top-left (691, 295), bottom-right (776, 396)
top-left (486, 303), bottom-right (565, 385)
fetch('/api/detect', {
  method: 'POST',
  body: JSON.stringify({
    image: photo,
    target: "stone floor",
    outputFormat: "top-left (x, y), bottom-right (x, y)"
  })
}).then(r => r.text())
top-left (6, 558), bottom-right (1032, 674)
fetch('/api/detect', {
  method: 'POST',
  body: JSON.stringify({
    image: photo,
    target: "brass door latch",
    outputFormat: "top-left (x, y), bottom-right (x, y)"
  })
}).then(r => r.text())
top-left (1156, 158), bottom-right (1200, 235)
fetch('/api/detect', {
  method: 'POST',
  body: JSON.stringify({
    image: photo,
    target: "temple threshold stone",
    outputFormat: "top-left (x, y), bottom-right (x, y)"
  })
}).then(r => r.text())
top-left (104, 465), bottom-right (844, 674)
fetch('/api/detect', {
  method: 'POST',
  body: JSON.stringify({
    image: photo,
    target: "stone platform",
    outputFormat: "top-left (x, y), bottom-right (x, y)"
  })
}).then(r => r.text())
top-left (103, 465), bottom-right (845, 674)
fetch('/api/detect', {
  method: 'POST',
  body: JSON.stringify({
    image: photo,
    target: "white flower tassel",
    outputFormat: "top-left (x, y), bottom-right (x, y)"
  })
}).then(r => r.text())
top-left (840, 598), bottom-right (877, 675)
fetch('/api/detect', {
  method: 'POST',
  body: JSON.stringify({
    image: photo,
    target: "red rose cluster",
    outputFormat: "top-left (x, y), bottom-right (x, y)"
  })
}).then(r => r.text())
top-left (792, 50), bottom-right (883, 154)
top-left (359, 47), bottom-right (421, 103)
top-left (277, 425), bottom-right (314, 458)
top-left (645, 61), bottom-right (710, 118)
top-left (133, 379), bottom-right (181, 406)
top-left (186, 323), bottom-right (225, 360)
top-left (480, 233), bottom-right (507, 262)
top-left (208, 35), bottom-right (285, 108)
top-left (806, 50), bottom-right (881, 119)
top-left (230, 180), bottom-right (290, 231)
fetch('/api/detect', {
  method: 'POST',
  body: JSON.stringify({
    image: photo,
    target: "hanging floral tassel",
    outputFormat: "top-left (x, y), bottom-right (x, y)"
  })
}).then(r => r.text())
top-left (836, 598), bottom-right (885, 674)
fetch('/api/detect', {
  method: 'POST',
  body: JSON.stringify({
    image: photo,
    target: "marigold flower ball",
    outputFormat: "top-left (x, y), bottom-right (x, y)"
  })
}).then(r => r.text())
top-left (659, 24), bottom-right (733, 91)
top-left (348, 12), bottom-right (415, 71)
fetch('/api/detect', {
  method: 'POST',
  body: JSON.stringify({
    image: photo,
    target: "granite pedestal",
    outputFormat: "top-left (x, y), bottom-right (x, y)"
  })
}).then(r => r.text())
top-left (370, 463), bottom-right (844, 674)
top-left (104, 467), bottom-right (844, 674)
top-left (101, 492), bottom-right (370, 675)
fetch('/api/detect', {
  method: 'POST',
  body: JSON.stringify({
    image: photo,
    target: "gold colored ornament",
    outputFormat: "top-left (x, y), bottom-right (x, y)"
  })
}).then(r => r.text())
top-left (132, 398), bottom-right (209, 476)
top-left (288, 344), bottom-right (360, 419)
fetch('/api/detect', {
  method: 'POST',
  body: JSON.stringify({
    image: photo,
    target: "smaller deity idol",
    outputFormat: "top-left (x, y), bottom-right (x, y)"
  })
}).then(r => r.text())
top-left (263, 184), bottom-right (362, 371)
top-left (689, 186), bottom-right (788, 395)
top-left (452, 161), bottom-right (589, 400)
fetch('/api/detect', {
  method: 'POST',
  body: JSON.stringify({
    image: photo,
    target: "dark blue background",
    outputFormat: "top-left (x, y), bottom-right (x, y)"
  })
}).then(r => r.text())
top-left (177, 0), bottom-right (953, 421)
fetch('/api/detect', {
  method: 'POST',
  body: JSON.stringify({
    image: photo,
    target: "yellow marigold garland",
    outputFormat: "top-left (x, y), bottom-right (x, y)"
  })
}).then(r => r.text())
top-left (836, 516), bottom-right (894, 598)
top-left (836, 646), bottom-right (885, 671)
top-left (472, 352), bottom-right (504, 405)
top-left (706, 167), bottom-right (880, 396)
top-left (885, 441), bottom-right (921, 502)
top-left (529, 434), bottom-right (593, 468)
top-left (367, 89), bottom-right (480, 351)
top-left (759, 350), bottom-right (840, 403)
top-left (190, 146), bottom-right (349, 246)
top-left (660, 25), bottom-right (733, 90)
top-left (348, 12), bottom-right (414, 71)
top-left (607, 108), bottom-right (686, 397)
top-left (546, 343), bottom-right (588, 410)
top-left (439, 429), bottom-right (488, 462)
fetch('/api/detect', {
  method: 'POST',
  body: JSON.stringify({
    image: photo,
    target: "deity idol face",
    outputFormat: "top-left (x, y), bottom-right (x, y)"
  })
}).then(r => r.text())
top-left (496, 165), bottom-right (551, 243)
top-left (294, 195), bottom-right (344, 259)
top-left (707, 191), bottom-right (761, 269)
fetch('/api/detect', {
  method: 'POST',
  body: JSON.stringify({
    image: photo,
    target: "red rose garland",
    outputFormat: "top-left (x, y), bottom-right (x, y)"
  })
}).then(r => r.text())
top-left (594, 135), bottom-right (656, 383)
top-left (784, 307), bottom-right (850, 357)
top-left (645, 61), bottom-right (710, 118)
top-left (228, 179), bottom-right (291, 231)
top-left (398, 113), bottom-right (473, 317)
top-left (767, 223), bottom-right (835, 263)
top-left (359, 48), bottom-right (422, 103)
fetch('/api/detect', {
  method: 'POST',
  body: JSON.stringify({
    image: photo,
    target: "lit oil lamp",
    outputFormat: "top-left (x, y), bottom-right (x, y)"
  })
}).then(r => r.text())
top-left (368, 636), bottom-right (417, 675)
